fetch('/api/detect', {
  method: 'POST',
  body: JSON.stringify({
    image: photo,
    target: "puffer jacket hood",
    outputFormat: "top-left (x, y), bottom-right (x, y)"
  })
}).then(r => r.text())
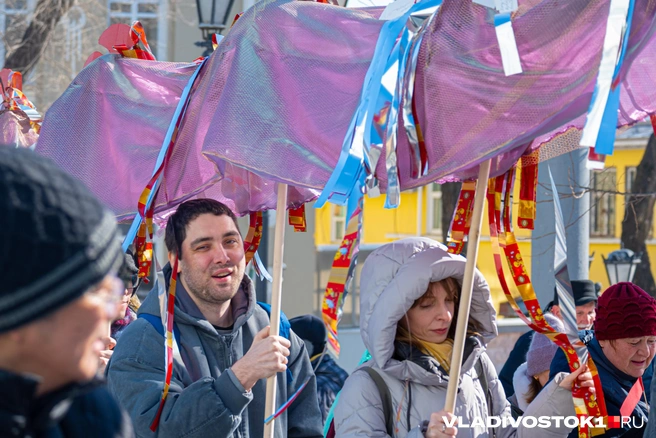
top-left (335, 239), bottom-right (519, 438)
top-left (359, 237), bottom-right (497, 372)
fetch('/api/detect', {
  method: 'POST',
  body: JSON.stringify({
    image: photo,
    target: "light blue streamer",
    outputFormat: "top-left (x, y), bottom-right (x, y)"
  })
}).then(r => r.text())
top-left (583, 0), bottom-right (635, 156)
top-left (253, 251), bottom-right (273, 282)
top-left (121, 59), bottom-right (206, 252)
top-left (594, 0), bottom-right (635, 155)
top-left (316, 0), bottom-right (441, 210)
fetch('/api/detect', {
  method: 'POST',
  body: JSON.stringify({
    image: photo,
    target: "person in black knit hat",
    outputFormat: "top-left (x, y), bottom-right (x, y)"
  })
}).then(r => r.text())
top-left (0, 147), bottom-right (133, 437)
top-left (289, 314), bottom-right (349, 423)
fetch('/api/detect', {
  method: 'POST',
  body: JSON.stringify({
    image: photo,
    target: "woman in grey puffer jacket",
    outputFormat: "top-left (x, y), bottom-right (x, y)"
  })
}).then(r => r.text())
top-left (334, 237), bottom-right (590, 438)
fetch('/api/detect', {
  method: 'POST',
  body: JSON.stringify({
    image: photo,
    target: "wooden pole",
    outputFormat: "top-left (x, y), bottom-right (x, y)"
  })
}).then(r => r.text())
top-left (263, 183), bottom-right (288, 438)
top-left (443, 159), bottom-right (491, 412)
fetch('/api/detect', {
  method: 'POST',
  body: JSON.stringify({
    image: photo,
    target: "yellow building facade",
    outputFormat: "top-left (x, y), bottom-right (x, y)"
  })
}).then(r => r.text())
top-left (314, 129), bottom-right (654, 315)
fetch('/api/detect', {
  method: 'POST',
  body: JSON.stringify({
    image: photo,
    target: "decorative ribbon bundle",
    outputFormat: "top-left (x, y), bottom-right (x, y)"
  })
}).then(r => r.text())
top-left (0, 69), bottom-right (41, 139)
top-left (316, 0), bottom-right (442, 210)
top-left (114, 21), bottom-right (156, 60)
top-left (322, 198), bottom-right (364, 357)
top-left (446, 160), bottom-right (610, 437)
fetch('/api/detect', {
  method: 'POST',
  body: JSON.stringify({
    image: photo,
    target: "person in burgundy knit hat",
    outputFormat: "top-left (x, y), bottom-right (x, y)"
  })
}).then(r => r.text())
top-left (542, 282), bottom-right (656, 438)
top-left (595, 282), bottom-right (656, 377)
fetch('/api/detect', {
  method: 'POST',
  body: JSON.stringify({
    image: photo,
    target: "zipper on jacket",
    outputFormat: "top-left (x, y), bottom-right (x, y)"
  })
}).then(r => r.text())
top-left (219, 334), bottom-right (244, 438)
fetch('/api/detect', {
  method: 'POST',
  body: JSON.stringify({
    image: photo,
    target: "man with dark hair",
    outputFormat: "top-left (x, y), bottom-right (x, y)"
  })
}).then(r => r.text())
top-left (499, 279), bottom-right (599, 397)
top-left (0, 147), bottom-right (133, 437)
top-left (107, 198), bottom-right (323, 437)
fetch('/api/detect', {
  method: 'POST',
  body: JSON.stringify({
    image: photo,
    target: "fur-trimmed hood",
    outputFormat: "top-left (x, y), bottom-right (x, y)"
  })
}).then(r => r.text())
top-left (359, 237), bottom-right (498, 378)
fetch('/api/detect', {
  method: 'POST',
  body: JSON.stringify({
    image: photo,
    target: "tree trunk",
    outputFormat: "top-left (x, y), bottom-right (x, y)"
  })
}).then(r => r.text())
top-left (4, 0), bottom-right (75, 76)
top-left (441, 182), bottom-right (462, 245)
top-left (621, 134), bottom-right (656, 296)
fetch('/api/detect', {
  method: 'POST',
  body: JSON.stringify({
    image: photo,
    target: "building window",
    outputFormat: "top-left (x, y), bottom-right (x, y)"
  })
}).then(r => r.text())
top-left (625, 166), bottom-right (637, 198)
top-left (330, 204), bottom-right (347, 243)
top-left (590, 168), bottom-right (616, 237)
top-left (0, 0), bottom-right (36, 63)
top-left (108, 0), bottom-right (167, 60)
top-left (426, 183), bottom-right (443, 236)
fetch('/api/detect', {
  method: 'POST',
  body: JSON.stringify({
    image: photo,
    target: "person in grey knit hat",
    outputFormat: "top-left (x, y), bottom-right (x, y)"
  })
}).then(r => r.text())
top-left (0, 147), bottom-right (133, 437)
top-left (509, 314), bottom-right (566, 415)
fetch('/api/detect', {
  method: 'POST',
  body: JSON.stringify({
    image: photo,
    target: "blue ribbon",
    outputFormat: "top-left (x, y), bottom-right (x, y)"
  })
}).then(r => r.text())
top-left (581, 0), bottom-right (635, 156)
top-left (121, 59), bottom-right (206, 252)
top-left (316, 0), bottom-right (442, 210)
top-left (594, 0), bottom-right (635, 155)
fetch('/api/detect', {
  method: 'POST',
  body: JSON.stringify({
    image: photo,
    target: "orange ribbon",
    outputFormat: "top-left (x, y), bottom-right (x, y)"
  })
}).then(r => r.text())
top-left (115, 21), bottom-right (156, 60)
top-left (243, 211), bottom-right (264, 266)
top-left (518, 150), bottom-right (539, 230)
top-left (149, 255), bottom-right (178, 431)
top-left (487, 169), bottom-right (607, 436)
top-left (288, 205), bottom-right (307, 232)
top-left (446, 180), bottom-right (476, 254)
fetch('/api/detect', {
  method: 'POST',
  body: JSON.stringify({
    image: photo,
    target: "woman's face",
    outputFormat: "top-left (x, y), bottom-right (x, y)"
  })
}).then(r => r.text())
top-left (599, 336), bottom-right (656, 378)
top-left (118, 288), bottom-right (131, 319)
top-left (403, 281), bottom-right (455, 344)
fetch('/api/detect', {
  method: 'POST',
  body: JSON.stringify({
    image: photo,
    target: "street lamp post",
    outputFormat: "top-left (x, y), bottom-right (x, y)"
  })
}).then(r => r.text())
top-left (195, 0), bottom-right (236, 56)
top-left (602, 249), bottom-right (642, 285)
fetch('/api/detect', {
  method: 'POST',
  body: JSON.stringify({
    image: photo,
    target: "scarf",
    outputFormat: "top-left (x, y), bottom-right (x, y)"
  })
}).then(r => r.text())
top-left (397, 326), bottom-right (454, 373)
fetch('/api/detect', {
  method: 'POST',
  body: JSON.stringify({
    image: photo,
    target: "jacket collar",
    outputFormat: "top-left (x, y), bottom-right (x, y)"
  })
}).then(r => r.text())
top-left (0, 369), bottom-right (100, 431)
top-left (380, 336), bottom-right (483, 385)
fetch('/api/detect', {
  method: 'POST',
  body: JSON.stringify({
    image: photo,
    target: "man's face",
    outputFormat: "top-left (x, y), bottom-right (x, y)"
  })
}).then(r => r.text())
top-left (14, 275), bottom-right (121, 394)
top-left (177, 213), bottom-right (246, 305)
top-left (576, 301), bottom-right (596, 329)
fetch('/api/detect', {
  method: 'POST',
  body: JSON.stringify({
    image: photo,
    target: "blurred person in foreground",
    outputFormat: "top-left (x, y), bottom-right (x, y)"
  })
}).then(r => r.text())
top-left (0, 147), bottom-right (133, 437)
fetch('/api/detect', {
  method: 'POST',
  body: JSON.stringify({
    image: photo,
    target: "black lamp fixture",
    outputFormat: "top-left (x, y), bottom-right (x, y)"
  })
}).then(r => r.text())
top-left (602, 248), bottom-right (642, 285)
top-left (195, 0), bottom-right (237, 55)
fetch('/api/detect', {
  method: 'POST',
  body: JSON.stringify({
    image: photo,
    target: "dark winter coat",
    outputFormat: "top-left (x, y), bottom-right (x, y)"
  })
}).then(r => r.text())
top-left (0, 369), bottom-right (133, 438)
top-left (549, 330), bottom-right (653, 437)
top-left (313, 354), bottom-right (348, 423)
top-left (107, 268), bottom-right (323, 438)
top-left (499, 330), bottom-right (534, 397)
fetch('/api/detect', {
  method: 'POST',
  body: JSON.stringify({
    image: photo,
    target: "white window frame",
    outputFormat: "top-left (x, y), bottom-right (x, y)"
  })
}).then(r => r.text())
top-left (0, 0), bottom-right (37, 63)
top-left (330, 204), bottom-right (347, 243)
top-left (107, 0), bottom-right (168, 61)
top-left (426, 183), bottom-right (443, 237)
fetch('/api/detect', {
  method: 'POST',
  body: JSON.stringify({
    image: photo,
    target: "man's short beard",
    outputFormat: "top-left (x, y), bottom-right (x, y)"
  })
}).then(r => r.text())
top-left (180, 272), bottom-right (240, 305)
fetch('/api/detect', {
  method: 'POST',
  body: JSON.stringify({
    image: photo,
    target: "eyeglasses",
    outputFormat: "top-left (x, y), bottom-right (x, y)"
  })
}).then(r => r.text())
top-left (127, 275), bottom-right (142, 295)
top-left (86, 275), bottom-right (125, 318)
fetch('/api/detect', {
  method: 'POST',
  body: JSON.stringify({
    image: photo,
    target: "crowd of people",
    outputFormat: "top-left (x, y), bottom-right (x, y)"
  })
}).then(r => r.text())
top-left (2, 145), bottom-right (656, 438)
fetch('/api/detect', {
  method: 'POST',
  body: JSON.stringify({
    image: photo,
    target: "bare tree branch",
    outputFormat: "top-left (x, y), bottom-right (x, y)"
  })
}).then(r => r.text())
top-left (4, 0), bottom-right (75, 75)
top-left (621, 134), bottom-right (656, 296)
